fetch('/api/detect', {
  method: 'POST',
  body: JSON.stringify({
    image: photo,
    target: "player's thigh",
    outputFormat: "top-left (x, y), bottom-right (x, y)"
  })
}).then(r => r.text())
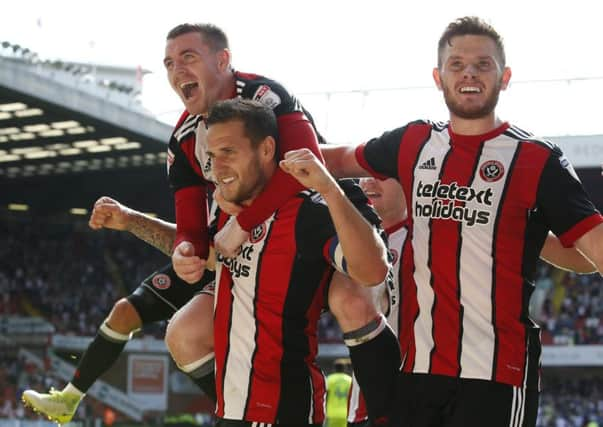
top-left (128, 264), bottom-right (214, 324)
top-left (447, 379), bottom-right (538, 427)
top-left (327, 271), bottom-right (378, 331)
top-left (167, 292), bottom-right (215, 346)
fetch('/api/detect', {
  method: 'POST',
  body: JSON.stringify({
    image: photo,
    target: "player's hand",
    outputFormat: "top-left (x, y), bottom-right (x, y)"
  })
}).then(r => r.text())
top-left (280, 148), bottom-right (338, 196)
top-left (214, 186), bottom-right (243, 216)
top-left (214, 216), bottom-right (248, 258)
top-left (88, 196), bottom-right (133, 231)
top-left (172, 241), bottom-right (207, 284)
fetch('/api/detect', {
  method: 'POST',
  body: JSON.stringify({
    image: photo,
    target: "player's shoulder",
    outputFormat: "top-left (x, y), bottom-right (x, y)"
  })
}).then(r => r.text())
top-left (235, 71), bottom-right (294, 110)
top-left (503, 124), bottom-right (560, 154)
top-left (171, 110), bottom-right (202, 143)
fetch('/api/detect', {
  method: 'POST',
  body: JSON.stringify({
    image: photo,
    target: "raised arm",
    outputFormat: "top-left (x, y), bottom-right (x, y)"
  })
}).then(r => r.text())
top-left (281, 148), bottom-right (388, 286)
top-left (540, 232), bottom-right (596, 274)
top-left (88, 196), bottom-right (176, 256)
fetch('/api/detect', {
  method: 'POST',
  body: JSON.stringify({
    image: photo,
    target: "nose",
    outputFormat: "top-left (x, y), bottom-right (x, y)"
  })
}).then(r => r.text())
top-left (462, 63), bottom-right (479, 78)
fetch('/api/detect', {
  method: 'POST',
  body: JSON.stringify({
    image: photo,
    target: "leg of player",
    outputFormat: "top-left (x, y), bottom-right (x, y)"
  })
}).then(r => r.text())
top-left (328, 272), bottom-right (401, 427)
top-left (22, 298), bottom-right (141, 424)
top-left (165, 292), bottom-right (216, 402)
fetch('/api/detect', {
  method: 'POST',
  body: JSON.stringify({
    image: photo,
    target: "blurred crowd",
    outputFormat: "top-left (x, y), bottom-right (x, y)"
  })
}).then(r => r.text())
top-left (0, 218), bottom-right (167, 335)
top-left (531, 263), bottom-right (603, 346)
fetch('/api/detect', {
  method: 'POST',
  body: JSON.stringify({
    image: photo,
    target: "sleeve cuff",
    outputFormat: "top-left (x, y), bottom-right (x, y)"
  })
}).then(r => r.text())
top-left (559, 213), bottom-right (603, 248)
top-left (354, 143), bottom-right (389, 180)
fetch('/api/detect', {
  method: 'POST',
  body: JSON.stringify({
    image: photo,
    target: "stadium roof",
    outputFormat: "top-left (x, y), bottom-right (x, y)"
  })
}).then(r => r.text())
top-left (0, 51), bottom-right (175, 217)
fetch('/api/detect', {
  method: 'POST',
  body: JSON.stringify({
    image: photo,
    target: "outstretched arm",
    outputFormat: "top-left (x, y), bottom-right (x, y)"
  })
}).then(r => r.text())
top-left (540, 232), bottom-right (596, 274)
top-left (320, 145), bottom-right (369, 178)
top-left (89, 196), bottom-right (175, 256)
top-left (574, 223), bottom-right (603, 275)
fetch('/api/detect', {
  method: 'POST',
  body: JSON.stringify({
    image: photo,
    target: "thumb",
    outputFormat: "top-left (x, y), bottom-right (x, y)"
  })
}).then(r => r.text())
top-left (179, 241), bottom-right (195, 256)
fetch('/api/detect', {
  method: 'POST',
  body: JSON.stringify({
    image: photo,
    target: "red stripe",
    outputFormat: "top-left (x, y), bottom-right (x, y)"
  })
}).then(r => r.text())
top-left (214, 241), bottom-right (234, 417)
top-left (429, 142), bottom-right (482, 376)
top-left (395, 124), bottom-right (431, 373)
top-left (493, 143), bottom-right (549, 386)
top-left (559, 213), bottom-right (603, 247)
top-left (243, 199), bottom-right (301, 421)
top-left (179, 133), bottom-right (204, 177)
top-left (174, 185), bottom-right (209, 259)
top-left (349, 387), bottom-right (368, 423)
top-left (175, 110), bottom-right (190, 128)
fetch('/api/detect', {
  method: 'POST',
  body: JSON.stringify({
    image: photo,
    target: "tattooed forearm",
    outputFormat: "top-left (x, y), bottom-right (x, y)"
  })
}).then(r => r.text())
top-left (126, 211), bottom-right (176, 256)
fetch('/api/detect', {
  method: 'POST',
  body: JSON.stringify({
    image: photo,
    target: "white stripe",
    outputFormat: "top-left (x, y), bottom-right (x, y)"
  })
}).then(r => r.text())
top-left (516, 334), bottom-right (532, 427)
top-left (411, 131), bottom-right (451, 372)
top-left (331, 241), bottom-right (347, 273)
top-left (347, 375), bottom-right (365, 423)
top-left (173, 114), bottom-right (200, 141)
top-left (220, 217), bottom-right (274, 419)
top-left (509, 387), bottom-right (517, 427)
top-left (179, 352), bottom-right (215, 373)
top-left (344, 314), bottom-right (387, 347)
top-left (459, 137), bottom-right (519, 381)
top-left (99, 321), bottom-right (131, 341)
top-left (307, 374), bottom-right (314, 424)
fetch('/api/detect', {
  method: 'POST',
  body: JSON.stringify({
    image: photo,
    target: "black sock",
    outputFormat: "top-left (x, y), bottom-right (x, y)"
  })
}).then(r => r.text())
top-left (190, 372), bottom-right (216, 403)
top-left (344, 316), bottom-right (401, 425)
top-left (71, 322), bottom-right (129, 392)
top-left (181, 354), bottom-right (216, 403)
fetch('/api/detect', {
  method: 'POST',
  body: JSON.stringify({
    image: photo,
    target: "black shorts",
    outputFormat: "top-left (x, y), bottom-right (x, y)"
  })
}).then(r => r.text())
top-left (390, 373), bottom-right (538, 427)
top-left (127, 264), bottom-right (215, 324)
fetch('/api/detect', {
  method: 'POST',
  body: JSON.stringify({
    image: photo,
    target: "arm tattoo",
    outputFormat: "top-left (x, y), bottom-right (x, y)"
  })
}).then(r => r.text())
top-left (126, 212), bottom-right (176, 256)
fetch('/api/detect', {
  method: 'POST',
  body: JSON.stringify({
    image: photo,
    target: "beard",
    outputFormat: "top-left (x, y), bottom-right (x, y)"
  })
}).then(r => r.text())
top-left (442, 81), bottom-right (502, 119)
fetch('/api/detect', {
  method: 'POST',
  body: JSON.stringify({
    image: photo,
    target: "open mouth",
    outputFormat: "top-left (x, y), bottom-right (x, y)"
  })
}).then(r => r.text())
top-left (459, 86), bottom-right (482, 94)
top-left (364, 191), bottom-right (381, 199)
top-left (180, 81), bottom-right (199, 100)
top-left (220, 176), bottom-right (235, 185)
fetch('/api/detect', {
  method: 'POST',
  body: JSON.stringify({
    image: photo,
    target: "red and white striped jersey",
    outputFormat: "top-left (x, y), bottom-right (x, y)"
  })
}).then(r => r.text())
top-left (356, 120), bottom-right (603, 389)
top-left (213, 183), bottom-right (380, 424)
top-left (348, 222), bottom-right (409, 423)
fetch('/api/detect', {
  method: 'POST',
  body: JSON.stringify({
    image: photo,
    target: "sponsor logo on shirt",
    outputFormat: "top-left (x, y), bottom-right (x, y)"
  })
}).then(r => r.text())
top-left (418, 157), bottom-right (437, 170)
top-left (249, 223), bottom-right (267, 243)
top-left (252, 85), bottom-right (281, 109)
top-left (479, 160), bottom-right (505, 182)
top-left (217, 245), bottom-right (255, 278)
top-left (414, 180), bottom-right (493, 226)
top-left (151, 273), bottom-right (171, 290)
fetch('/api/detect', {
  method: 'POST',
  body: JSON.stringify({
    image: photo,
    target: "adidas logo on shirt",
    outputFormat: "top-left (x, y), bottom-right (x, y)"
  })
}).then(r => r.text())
top-left (419, 157), bottom-right (437, 170)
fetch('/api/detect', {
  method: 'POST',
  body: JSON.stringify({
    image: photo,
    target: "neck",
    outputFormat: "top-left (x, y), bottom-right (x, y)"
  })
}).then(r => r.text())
top-left (449, 112), bottom-right (503, 136)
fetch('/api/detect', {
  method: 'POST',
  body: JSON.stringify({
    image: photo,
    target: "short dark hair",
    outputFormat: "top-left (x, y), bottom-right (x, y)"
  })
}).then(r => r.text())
top-left (206, 99), bottom-right (279, 149)
top-left (166, 23), bottom-right (229, 52)
top-left (437, 16), bottom-right (506, 68)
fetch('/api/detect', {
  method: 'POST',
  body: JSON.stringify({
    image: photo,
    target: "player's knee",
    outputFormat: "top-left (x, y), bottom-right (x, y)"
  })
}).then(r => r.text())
top-left (165, 298), bottom-right (214, 364)
top-left (329, 283), bottom-right (378, 332)
top-left (106, 298), bottom-right (142, 334)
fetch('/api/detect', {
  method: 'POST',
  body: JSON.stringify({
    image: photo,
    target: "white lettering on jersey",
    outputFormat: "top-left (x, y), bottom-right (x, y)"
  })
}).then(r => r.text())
top-left (414, 180), bottom-right (494, 227)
